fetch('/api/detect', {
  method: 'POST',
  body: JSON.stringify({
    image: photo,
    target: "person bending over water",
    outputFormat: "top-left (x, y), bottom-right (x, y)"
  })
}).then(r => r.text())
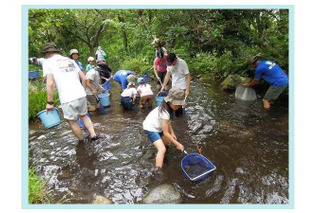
top-left (143, 88), bottom-right (185, 168)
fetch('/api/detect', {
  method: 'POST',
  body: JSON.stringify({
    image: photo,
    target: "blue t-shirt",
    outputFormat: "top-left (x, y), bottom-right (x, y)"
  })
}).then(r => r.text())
top-left (255, 61), bottom-right (288, 87)
top-left (113, 70), bottom-right (135, 89)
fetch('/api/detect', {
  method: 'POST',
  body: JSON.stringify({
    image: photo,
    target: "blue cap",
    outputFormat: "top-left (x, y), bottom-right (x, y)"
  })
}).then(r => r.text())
top-left (137, 77), bottom-right (145, 83)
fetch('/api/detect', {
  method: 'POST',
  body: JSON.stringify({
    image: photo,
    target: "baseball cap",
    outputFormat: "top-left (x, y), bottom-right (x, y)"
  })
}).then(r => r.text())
top-left (164, 88), bottom-right (186, 106)
top-left (166, 53), bottom-right (177, 66)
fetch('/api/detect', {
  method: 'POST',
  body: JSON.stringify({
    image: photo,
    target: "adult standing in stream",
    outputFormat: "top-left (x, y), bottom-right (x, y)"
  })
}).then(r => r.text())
top-left (243, 56), bottom-right (288, 109)
top-left (160, 53), bottom-right (191, 116)
top-left (42, 42), bottom-right (100, 142)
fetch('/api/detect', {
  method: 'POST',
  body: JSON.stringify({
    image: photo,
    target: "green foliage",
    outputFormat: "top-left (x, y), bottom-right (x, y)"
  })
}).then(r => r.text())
top-left (28, 8), bottom-right (289, 80)
top-left (28, 80), bottom-right (59, 120)
top-left (28, 166), bottom-right (73, 204)
top-left (28, 168), bottom-right (51, 204)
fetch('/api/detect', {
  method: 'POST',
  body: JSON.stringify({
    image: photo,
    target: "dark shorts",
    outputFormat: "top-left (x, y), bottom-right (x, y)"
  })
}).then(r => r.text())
top-left (121, 96), bottom-right (134, 110)
top-left (157, 71), bottom-right (167, 85)
top-left (144, 130), bottom-right (164, 143)
top-left (264, 85), bottom-right (287, 101)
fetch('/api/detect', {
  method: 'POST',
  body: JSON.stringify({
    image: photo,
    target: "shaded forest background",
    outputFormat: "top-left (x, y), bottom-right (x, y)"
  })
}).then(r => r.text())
top-left (28, 9), bottom-right (289, 78)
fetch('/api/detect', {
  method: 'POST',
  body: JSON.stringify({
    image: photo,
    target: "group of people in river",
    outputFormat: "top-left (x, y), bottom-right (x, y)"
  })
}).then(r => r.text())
top-left (31, 40), bottom-right (288, 168)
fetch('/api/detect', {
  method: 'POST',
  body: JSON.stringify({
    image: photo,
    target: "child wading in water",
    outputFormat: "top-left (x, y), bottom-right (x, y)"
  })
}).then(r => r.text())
top-left (120, 82), bottom-right (137, 110)
top-left (143, 88), bottom-right (185, 168)
top-left (137, 77), bottom-right (154, 108)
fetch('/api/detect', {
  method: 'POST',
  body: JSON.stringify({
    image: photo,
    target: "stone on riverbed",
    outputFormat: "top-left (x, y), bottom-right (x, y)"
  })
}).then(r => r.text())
top-left (141, 184), bottom-right (182, 204)
top-left (220, 74), bottom-right (251, 91)
top-left (92, 195), bottom-right (113, 204)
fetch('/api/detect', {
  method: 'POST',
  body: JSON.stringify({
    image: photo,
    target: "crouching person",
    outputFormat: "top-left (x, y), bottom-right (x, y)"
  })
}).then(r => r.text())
top-left (120, 82), bottom-right (137, 110)
top-left (85, 62), bottom-right (106, 111)
top-left (137, 77), bottom-right (154, 108)
top-left (142, 88), bottom-right (185, 168)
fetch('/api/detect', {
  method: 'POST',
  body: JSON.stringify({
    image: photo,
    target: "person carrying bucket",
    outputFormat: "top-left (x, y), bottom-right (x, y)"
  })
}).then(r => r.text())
top-left (120, 82), bottom-right (137, 110)
top-left (137, 77), bottom-right (154, 108)
top-left (113, 70), bottom-right (136, 93)
top-left (243, 56), bottom-right (288, 109)
top-left (42, 42), bottom-right (100, 142)
top-left (85, 62), bottom-right (106, 111)
top-left (143, 88), bottom-right (186, 168)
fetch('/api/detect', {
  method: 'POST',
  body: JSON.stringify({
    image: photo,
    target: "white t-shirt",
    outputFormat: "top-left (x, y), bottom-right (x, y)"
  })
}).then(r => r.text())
top-left (42, 54), bottom-right (86, 104)
top-left (121, 87), bottom-right (137, 97)
top-left (137, 84), bottom-right (153, 97)
top-left (143, 106), bottom-right (170, 132)
top-left (167, 58), bottom-right (189, 89)
top-left (85, 68), bottom-right (100, 95)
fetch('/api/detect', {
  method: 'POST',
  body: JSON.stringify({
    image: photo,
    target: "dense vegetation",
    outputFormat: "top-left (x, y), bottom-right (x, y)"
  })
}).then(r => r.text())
top-left (29, 9), bottom-right (289, 77)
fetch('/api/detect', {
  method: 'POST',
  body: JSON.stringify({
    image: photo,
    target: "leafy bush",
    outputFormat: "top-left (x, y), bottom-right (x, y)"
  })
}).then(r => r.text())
top-left (28, 80), bottom-right (60, 120)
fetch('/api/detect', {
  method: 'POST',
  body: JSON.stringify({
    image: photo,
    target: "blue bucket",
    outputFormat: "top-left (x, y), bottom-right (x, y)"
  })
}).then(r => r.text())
top-left (181, 153), bottom-right (216, 182)
top-left (37, 108), bottom-right (61, 129)
top-left (29, 71), bottom-right (40, 80)
top-left (156, 96), bottom-right (164, 106)
top-left (98, 93), bottom-right (110, 107)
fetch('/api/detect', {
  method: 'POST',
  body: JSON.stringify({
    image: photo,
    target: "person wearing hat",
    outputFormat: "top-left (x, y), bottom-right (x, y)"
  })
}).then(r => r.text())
top-left (142, 88), bottom-right (186, 168)
top-left (243, 56), bottom-right (288, 109)
top-left (113, 70), bottom-right (136, 92)
top-left (85, 62), bottom-right (106, 111)
top-left (69, 49), bottom-right (84, 72)
top-left (137, 77), bottom-right (154, 108)
top-left (86, 56), bottom-right (95, 72)
top-left (42, 42), bottom-right (99, 142)
top-left (120, 82), bottom-right (137, 110)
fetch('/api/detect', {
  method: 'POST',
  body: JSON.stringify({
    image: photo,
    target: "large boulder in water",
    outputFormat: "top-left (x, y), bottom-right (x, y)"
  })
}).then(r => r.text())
top-left (220, 74), bottom-right (251, 91)
top-left (92, 195), bottom-right (113, 204)
top-left (141, 184), bottom-right (182, 204)
top-left (235, 85), bottom-right (257, 101)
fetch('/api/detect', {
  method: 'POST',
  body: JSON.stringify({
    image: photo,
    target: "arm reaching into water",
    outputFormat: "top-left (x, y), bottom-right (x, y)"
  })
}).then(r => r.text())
top-left (162, 119), bottom-right (184, 151)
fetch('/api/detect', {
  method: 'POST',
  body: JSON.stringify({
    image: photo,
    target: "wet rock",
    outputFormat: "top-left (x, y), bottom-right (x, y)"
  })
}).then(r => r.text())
top-left (92, 195), bottom-right (113, 204)
top-left (141, 184), bottom-right (182, 204)
top-left (220, 74), bottom-right (251, 91)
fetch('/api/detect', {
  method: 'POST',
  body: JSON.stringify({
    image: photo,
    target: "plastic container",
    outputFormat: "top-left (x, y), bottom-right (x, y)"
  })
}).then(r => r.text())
top-left (37, 108), bottom-right (61, 129)
top-left (29, 71), bottom-right (40, 80)
top-left (98, 93), bottom-right (110, 107)
top-left (156, 96), bottom-right (164, 106)
top-left (181, 153), bottom-right (216, 182)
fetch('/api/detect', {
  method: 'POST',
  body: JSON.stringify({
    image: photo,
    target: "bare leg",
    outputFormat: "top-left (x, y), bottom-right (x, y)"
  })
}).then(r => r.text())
top-left (262, 99), bottom-right (271, 109)
top-left (68, 120), bottom-right (84, 140)
top-left (153, 139), bottom-right (167, 168)
top-left (79, 114), bottom-right (96, 138)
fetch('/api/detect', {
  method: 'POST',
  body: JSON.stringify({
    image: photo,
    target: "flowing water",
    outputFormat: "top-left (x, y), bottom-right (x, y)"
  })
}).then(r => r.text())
top-left (28, 79), bottom-right (289, 204)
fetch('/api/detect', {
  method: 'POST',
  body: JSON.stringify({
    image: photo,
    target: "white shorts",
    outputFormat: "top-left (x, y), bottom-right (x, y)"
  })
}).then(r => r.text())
top-left (61, 97), bottom-right (88, 120)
